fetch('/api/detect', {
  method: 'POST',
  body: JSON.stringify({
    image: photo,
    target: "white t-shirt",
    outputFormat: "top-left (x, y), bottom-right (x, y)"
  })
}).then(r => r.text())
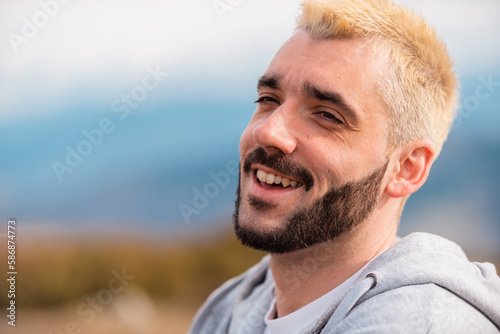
top-left (263, 260), bottom-right (374, 334)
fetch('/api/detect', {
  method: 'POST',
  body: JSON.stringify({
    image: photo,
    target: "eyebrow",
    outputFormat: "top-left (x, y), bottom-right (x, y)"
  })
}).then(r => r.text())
top-left (303, 82), bottom-right (360, 124)
top-left (257, 75), bottom-right (281, 91)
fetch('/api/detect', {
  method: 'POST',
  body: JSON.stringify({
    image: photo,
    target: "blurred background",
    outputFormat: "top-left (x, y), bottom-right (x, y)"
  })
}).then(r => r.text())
top-left (0, 0), bottom-right (499, 333)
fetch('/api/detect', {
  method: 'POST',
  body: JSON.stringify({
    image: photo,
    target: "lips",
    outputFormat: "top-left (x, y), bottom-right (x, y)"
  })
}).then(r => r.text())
top-left (243, 147), bottom-right (314, 191)
top-left (248, 165), bottom-right (306, 203)
top-left (255, 169), bottom-right (301, 188)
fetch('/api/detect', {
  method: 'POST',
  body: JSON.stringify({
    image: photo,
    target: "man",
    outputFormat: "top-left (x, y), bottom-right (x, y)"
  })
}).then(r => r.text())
top-left (190, 0), bottom-right (500, 332)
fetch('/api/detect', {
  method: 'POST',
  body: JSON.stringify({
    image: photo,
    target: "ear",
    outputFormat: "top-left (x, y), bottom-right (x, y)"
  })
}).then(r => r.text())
top-left (386, 140), bottom-right (436, 198)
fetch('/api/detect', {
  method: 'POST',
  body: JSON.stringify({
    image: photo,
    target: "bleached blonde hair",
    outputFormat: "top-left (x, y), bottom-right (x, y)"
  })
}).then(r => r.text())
top-left (297, 0), bottom-right (459, 156)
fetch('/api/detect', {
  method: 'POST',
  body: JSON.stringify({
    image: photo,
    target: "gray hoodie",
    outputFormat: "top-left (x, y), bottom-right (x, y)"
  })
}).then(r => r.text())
top-left (189, 233), bottom-right (500, 333)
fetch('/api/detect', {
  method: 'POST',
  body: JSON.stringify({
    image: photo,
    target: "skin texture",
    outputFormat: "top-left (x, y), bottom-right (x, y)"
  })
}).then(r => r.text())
top-left (235, 31), bottom-right (436, 317)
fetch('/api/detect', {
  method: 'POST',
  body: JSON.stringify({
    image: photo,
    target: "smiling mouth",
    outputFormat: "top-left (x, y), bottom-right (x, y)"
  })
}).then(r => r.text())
top-left (255, 169), bottom-right (303, 189)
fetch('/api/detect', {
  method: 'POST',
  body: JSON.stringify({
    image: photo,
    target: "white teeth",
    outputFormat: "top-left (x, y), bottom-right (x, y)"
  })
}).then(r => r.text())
top-left (281, 177), bottom-right (291, 187)
top-left (256, 169), bottom-right (299, 188)
top-left (257, 169), bottom-right (267, 182)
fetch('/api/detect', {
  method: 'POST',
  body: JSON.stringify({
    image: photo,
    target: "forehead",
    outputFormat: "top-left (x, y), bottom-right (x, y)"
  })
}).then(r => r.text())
top-left (266, 31), bottom-right (385, 88)
top-left (263, 31), bottom-right (389, 124)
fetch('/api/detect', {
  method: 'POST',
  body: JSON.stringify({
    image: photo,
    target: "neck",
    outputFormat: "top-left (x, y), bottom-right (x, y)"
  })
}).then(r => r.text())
top-left (269, 208), bottom-right (398, 318)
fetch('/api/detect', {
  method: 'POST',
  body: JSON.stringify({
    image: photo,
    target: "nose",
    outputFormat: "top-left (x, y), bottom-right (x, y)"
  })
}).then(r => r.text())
top-left (252, 106), bottom-right (297, 155)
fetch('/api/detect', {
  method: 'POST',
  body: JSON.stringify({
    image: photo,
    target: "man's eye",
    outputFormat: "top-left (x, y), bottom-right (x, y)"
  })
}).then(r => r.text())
top-left (254, 96), bottom-right (278, 104)
top-left (317, 111), bottom-right (343, 124)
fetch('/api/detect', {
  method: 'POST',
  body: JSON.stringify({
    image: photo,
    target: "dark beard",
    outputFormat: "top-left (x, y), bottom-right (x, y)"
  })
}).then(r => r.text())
top-left (233, 147), bottom-right (388, 254)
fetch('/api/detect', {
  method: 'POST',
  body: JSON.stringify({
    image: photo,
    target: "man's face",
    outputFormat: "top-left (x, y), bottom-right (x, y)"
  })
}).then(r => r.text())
top-left (233, 31), bottom-right (391, 253)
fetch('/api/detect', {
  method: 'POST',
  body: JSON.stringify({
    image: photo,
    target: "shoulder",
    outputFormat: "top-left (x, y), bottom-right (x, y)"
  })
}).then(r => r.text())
top-left (189, 255), bottom-right (271, 334)
top-left (320, 233), bottom-right (500, 333)
top-left (329, 281), bottom-right (499, 333)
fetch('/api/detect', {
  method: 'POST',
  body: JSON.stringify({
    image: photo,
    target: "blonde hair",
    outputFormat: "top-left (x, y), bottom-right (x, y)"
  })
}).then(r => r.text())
top-left (297, 0), bottom-right (459, 156)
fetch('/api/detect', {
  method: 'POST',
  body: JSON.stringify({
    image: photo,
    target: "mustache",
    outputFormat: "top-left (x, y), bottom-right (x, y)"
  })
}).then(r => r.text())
top-left (243, 147), bottom-right (314, 191)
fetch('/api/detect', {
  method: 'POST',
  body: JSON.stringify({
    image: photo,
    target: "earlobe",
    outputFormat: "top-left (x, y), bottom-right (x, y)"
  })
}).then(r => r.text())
top-left (386, 140), bottom-right (435, 198)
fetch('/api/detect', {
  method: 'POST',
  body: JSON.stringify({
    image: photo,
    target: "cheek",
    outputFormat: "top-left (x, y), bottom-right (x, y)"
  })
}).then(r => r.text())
top-left (305, 140), bottom-right (356, 186)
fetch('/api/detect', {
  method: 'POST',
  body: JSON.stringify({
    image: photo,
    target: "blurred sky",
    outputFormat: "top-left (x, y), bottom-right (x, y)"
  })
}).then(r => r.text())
top-left (0, 0), bottom-right (499, 257)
